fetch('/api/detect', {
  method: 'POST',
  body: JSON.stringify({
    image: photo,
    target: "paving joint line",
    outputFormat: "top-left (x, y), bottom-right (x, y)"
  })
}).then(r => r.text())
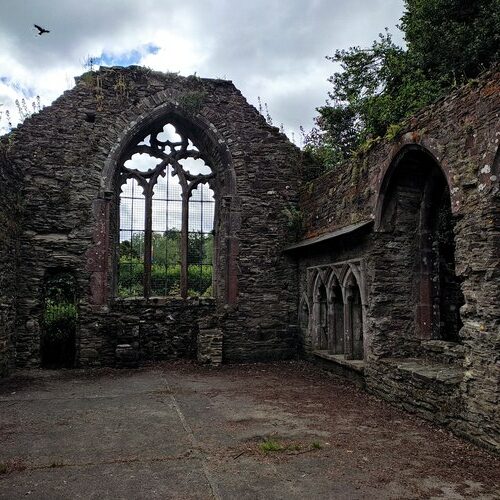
top-left (163, 376), bottom-right (222, 500)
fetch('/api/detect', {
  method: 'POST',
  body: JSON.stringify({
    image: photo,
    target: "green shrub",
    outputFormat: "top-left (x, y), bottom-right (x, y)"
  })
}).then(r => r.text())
top-left (42, 301), bottom-right (77, 341)
top-left (118, 257), bottom-right (212, 297)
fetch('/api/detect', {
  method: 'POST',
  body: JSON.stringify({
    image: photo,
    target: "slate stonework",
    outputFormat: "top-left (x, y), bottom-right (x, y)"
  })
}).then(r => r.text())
top-left (0, 141), bottom-right (21, 377)
top-left (0, 65), bottom-right (498, 454)
top-left (294, 66), bottom-right (500, 452)
top-left (2, 66), bottom-right (301, 371)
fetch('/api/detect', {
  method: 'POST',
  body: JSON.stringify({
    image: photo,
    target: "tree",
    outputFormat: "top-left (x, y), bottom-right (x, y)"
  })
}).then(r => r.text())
top-left (305, 0), bottom-right (499, 170)
top-left (401, 0), bottom-right (500, 83)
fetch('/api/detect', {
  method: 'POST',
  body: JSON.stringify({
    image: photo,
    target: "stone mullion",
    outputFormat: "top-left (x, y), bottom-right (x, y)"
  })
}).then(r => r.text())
top-left (312, 297), bottom-right (320, 350)
top-left (344, 287), bottom-right (354, 360)
top-left (143, 186), bottom-right (153, 299)
top-left (180, 192), bottom-right (189, 298)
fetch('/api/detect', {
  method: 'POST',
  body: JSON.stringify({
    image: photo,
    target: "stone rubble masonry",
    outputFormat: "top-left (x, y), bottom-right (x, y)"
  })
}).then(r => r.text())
top-left (0, 66), bottom-right (301, 374)
top-left (0, 65), bottom-right (498, 453)
top-left (295, 66), bottom-right (499, 452)
top-left (0, 138), bottom-right (22, 377)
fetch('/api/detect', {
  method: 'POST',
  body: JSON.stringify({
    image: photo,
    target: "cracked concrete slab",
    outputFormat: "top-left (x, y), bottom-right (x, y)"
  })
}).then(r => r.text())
top-left (0, 362), bottom-right (499, 499)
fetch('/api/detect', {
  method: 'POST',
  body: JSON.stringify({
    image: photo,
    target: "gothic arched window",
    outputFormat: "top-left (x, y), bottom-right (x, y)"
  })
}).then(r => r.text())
top-left (118, 122), bottom-right (215, 299)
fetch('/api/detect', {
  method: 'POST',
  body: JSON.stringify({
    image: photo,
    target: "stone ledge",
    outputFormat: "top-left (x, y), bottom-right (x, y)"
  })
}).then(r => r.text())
top-left (380, 358), bottom-right (464, 385)
top-left (313, 350), bottom-right (365, 375)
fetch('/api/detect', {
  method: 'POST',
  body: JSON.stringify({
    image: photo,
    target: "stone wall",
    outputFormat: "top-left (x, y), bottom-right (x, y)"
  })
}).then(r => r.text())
top-left (0, 142), bottom-right (21, 376)
top-left (1, 62), bottom-right (498, 452)
top-left (294, 66), bottom-right (500, 451)
top-left (4, 66), bottom-right (300, 368)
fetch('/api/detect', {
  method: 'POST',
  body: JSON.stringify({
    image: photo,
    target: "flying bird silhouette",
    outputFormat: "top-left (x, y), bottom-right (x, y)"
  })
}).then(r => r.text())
top-left (34, 24), bottom-right (50, 35)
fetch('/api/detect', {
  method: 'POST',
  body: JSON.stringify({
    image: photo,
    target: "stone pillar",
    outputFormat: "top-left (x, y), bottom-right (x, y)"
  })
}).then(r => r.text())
top-left (197, 317), bottom-right (223, 366)
top-left (312, 295), bottom-right (320, 350)
top-left (344, 286), bottom-right (354, 360)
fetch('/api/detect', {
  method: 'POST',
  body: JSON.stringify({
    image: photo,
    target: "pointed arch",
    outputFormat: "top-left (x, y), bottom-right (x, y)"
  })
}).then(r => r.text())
top-left (374, 144), bottom-right (453, 231)
top-left (327, 272), bottom-right (344, 355)
top-left (299, 293), bottom-right (311, 340)
top-left (89, 101), bottom-right (239, 306)
top-left (312, 272), bottom-right (328, 350)
top-left (373, 143), bottom-right (464, 342)
top-left (343, 270), bottom-right (364, 360)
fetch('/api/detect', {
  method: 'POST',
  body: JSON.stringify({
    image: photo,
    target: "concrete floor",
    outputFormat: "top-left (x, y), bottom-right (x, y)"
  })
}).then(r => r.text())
top-left (0, 362), bottom-right (498, 500)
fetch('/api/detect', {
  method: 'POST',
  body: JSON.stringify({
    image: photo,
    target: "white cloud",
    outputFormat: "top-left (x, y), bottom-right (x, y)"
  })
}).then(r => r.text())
top-left (0, 0), bottom-right (405, 137)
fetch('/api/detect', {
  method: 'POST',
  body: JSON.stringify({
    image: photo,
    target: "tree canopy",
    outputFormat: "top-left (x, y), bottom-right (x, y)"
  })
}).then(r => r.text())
top-left (304, 0), bottom-right (500, 171)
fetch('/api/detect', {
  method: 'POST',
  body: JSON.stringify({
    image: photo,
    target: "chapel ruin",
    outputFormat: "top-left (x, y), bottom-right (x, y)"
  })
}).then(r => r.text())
top-left (0, 65), bottom-right (498, 452)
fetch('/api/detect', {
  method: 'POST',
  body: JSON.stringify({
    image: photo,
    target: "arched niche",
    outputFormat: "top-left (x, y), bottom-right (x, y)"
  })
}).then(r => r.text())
top-left (299, 294), bottom-right (310, 338)
top-left (327, 273), bottom-right (344, 355)
top-left (312, 274), bottom-right (328, 350)
top-left (343, 272), bottom-right (364, 360)
top-left (376, 145), bottom-right (464, 342)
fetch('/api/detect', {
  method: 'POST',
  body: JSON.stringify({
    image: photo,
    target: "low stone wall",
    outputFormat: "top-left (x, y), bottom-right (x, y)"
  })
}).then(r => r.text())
top-left (78, 298), bottom-right (216, 367)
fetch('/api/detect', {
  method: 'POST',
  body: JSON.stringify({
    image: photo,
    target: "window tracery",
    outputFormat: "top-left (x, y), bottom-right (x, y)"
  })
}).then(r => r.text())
top-left (118, 122), bottom-right (215, 299)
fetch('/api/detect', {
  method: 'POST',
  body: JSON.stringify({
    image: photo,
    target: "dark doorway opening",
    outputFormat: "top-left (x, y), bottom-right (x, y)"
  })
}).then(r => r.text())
top-left (40, 271), bottom-right (77, 368)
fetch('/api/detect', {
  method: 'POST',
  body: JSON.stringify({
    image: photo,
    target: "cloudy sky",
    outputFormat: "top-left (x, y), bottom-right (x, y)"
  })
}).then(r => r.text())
top-left (0, 0), bottom-right (405, 140)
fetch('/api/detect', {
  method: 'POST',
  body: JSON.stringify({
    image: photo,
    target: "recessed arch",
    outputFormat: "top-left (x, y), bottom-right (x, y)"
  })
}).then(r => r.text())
top-left (374, 144), bottom-right (453, 231)
top-left (90, 100), bottom-right (240, 306)
top-left (373, 143), bottom-right (464, 342)
top-left (312, 273), bottom-right (329, 350)
top-left (299, 293), bottom-right (310, 339)
top-left (327, 273), bottom-right (345, 355)
top-left (344, 270), bottom-right (364, 360)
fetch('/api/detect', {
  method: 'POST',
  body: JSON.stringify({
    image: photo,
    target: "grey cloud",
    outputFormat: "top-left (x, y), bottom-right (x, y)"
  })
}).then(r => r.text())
top-left (0, 0), bottom-right (405, 135)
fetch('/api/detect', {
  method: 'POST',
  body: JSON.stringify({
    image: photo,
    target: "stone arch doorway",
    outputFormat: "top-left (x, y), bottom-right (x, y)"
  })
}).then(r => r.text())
top-left (377, 145), bottom-right (464, 343)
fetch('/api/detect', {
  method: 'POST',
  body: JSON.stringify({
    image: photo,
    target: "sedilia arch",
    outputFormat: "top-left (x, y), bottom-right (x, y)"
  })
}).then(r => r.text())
top-left (375, 144), bottom-right (464, 343)
top-left (312, 273), bottom-right (329, 350)
top-left (326, 272), bottom-right (344, 355)
top-left (89, 102), bottom-right (239, 307)
top-left (343, 271), bottom-right (364, 360)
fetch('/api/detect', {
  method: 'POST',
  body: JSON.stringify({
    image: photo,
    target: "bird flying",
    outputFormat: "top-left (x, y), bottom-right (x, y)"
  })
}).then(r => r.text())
top-left (34, 24), bottom-right (50, 35)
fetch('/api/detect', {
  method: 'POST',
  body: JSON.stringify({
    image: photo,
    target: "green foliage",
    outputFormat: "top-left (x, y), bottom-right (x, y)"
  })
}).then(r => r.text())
top-left (401, 0), bottom-right (500, 83)
top-left (40, 272), bottom-right (77, 367)
top-left (118, 260), bottom-right (212, 298)
top-left (384, 123), bottom-right (403, 141)
top-left (118, 230), bottom-right (213, 297)
top-left (282, 204), bottom-right (304, 240)
top-left (304, 0), bottom-right (499, 175)
top-left (43, 301), bottom-right (77, 339)
top-left (259, 439), bottom-right (285, 453)
top-left (179, 91), bottom-right (207, 112)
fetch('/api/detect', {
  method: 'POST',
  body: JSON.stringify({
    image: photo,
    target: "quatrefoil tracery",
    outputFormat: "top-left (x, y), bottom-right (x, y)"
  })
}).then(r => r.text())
top-left (119, 123), bottom-right (215, 197)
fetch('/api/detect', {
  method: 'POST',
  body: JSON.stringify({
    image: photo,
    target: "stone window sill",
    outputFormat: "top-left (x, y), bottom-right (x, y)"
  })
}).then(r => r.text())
top-left (111, 296), bottom-right (216, 307)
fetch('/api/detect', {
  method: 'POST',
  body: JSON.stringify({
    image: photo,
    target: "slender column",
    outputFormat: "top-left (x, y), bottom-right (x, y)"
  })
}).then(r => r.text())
top-left (312, 296), bottom-right (320, 350)
top-left (327, 296), bottom-right (335, 354)
top-left (143, 186), bottom-right (153, 299)
top-left (180, 192), bottom-right (189, 298)
top-left (344, 286), bottom-right (354, 360)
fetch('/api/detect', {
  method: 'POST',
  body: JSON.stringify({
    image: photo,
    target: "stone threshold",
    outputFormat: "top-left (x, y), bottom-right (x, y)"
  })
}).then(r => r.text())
top-left (380, 358), bottom-right (463, 385)
top-left (313, 350), bottom-right (365, 375)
